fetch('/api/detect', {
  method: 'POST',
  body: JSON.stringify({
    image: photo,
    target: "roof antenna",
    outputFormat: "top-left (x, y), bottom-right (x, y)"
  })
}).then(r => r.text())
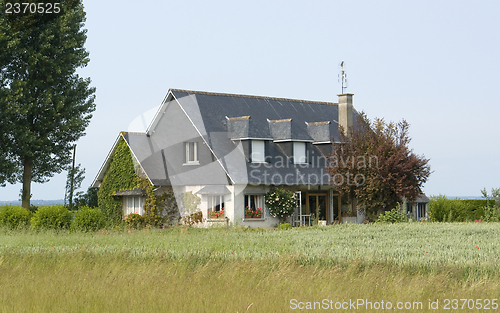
top-left (338, 61), bottom-right (348, 94)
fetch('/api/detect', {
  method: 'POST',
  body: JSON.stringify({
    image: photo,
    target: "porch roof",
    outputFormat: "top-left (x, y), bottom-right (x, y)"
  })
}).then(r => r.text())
top-left (195, 185), bottom-right (231, 195)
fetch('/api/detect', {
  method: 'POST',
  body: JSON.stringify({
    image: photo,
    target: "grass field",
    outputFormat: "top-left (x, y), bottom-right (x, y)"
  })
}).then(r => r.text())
top-left (1, 223), bottom-right (499, 312)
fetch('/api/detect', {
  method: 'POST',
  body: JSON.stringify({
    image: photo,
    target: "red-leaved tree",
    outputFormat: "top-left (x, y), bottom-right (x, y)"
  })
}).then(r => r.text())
top-left (328, 113), bottom-right (431, 219)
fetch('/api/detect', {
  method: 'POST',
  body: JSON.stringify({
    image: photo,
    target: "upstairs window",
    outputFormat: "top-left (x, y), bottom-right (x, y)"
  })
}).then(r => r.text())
top-left (293, 142), bottom-right (306, 164)
top-left (251, 140), bottom-right (265, 163)
top-left (185, 142), bottom-right (198, 164)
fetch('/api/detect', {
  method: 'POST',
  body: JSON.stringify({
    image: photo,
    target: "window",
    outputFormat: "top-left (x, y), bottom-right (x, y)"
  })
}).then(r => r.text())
top-left (251, 140), bottom-right (265, 162)
top-left (125, 196), bottom-right (143, 215)
top-left (406, 202), bottom-right (413, 215)
top-left (245, 194), bottom-right (264, 218)
top-left (417, 203), bottom-right (426, 219)
top-left (185, 142), bottom-right (198, 164)
top-left (293, 142), bottom-right (306, 164)
top-left (207, 195), bottom-right (224, 219)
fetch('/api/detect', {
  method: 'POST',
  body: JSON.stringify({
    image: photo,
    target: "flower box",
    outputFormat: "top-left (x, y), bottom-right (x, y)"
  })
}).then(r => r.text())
top-left (208, 209), bottom-right (224, 219)
top-left (245, 207), bottom-right (263, 219)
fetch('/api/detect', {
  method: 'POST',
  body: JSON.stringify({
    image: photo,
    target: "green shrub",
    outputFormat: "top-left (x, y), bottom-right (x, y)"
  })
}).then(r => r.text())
top-left (31, 205), bottom-right (72, 230)
top-left (277, 222), bottom-right (292, 230)
top-left (0, 205), bottom-right (31, 229)
top-left (375, 206), bottom-right (407, 223)
top-left (181, 211), bottom-right (203, 226)
top-left (71, 206), bottom-right (106, 232)
top-left (428, 196), bottom-right (495, 222)
top-left (265, 188), bottom-right (296, 223)
top-left (480, 204), bottom-right (500, 222)
top-left (124, 213), bottom-right (146, 229)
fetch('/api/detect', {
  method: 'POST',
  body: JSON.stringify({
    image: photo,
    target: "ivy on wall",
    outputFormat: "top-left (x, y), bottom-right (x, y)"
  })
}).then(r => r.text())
top-left (97, 136), bottom-right (180, 226)
top-left (143, 184), bottom-right (180, 226)
top-left (97, 137), bottom-right (142, 224)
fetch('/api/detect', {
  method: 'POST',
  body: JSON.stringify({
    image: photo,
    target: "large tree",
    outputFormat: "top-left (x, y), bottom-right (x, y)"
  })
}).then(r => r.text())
top-left (328, 113), bottom-right (431, 219)
top-left (0, 0), bottom-right (95, 208)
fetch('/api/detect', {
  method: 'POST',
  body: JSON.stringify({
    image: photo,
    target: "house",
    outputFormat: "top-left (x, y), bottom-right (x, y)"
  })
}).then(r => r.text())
top-left (92, 89), bottom-right (365, 227)
top-left (404, 194), bottom-right (430, 221)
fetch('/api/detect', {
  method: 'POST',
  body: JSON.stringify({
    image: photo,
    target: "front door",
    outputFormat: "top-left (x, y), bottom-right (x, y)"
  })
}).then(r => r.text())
top-left (308, 194), bottom-right (328, 221)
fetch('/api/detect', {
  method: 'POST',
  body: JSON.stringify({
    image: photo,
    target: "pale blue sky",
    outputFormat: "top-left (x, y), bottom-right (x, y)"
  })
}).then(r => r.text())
top-left (1, 0), bottom-right (499, 200)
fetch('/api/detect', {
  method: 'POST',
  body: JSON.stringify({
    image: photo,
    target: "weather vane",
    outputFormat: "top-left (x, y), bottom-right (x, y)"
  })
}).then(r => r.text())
top-left (338, 61), bottom-right (347, 94)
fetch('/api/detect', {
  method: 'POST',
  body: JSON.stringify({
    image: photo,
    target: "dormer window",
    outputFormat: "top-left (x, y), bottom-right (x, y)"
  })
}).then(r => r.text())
top-left (185, 141), bottom-right (199, 164)
top-left (251, 140), bottom-right (265, 163)
top-left (293, 142), bottom-right (307, 164)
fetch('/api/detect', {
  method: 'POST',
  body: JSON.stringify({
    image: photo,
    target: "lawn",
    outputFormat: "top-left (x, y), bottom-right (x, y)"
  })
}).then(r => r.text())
top-left (1, 223), bottom-right (499, 312)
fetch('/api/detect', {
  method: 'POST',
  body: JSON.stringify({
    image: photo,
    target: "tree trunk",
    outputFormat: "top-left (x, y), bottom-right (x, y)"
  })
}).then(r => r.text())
top-left (22, 156), bottom-right (33, 209)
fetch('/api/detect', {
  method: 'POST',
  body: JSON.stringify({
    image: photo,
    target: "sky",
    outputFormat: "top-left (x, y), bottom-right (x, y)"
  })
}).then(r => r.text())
top-left (1, 0), bottom-right (499, 201)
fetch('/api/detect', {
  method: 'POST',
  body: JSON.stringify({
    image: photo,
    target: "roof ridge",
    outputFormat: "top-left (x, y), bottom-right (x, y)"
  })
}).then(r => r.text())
top-left (170, 89), bottom-right (338, 106)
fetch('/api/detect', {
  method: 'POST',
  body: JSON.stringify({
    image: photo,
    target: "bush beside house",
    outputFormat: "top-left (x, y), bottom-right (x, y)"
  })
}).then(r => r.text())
top-left (376, 206), bottom-right (407, 223)
top-left (0, 205), bottom-right (31, 229)
top-left (31, 205), bottom-right (73, 230)
top-left (428, 196), bottom-right (497, 222)
top-left (71, 206), bottom-right (106, 232)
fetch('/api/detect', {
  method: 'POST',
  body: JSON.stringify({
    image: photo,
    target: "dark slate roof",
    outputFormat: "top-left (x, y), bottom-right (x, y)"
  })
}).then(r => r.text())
top-left (170, 89), bottom-right (351, 142)
top-left (416, 194), bottom-right (430, 203)
top-left (121, 132), bottom-right (171, 186)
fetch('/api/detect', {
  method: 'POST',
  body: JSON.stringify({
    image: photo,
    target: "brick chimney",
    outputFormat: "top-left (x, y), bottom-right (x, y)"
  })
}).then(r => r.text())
top-left (338, 93), bottom-right (353, 136)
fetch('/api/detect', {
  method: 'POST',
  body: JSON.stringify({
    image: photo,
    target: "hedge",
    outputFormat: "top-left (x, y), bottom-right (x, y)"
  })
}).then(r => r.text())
top-left (428, 196), bottom-right (496, 222)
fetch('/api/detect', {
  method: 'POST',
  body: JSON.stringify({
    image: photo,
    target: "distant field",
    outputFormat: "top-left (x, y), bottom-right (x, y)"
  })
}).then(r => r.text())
top-left (0, 199), bottom-right (64, 206)
top-left (1, 223), bottom-right (499, 312)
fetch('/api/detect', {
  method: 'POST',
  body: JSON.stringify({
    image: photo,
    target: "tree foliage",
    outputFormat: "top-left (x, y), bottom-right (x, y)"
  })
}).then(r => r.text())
top-left (481, 187), bottom-right (500, 208)
top-left (64, 163), bottom-right (85, 209)
top-left (74, 186), bottom-right (98, 208)
top-left (328, 113), bottom-right (431, 218)
top-left (0, 0), bottom-right (96, 208)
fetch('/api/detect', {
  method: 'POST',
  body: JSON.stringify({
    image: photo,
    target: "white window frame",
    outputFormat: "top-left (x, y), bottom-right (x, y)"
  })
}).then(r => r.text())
top-left (125, 196), bottom-right (143, 215)
top-left (185, 141), bottom-right (199, 164)
top-left (207, 195), bottom-right (225, 218)
top-left (244, 194), bottom-right (265, 219)
top-left (293, 142), bottom-right (307, 164)
top-left (251, 140), bottom-right (265, 163)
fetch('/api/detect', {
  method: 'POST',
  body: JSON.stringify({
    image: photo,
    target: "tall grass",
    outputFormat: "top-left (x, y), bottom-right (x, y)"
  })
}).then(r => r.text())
top-left (1, 223), bottom-right (499, 274)
top-left (1, 254), bottom-right (499, 312)
top-left (1, 223), bottom-right (500, 312)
